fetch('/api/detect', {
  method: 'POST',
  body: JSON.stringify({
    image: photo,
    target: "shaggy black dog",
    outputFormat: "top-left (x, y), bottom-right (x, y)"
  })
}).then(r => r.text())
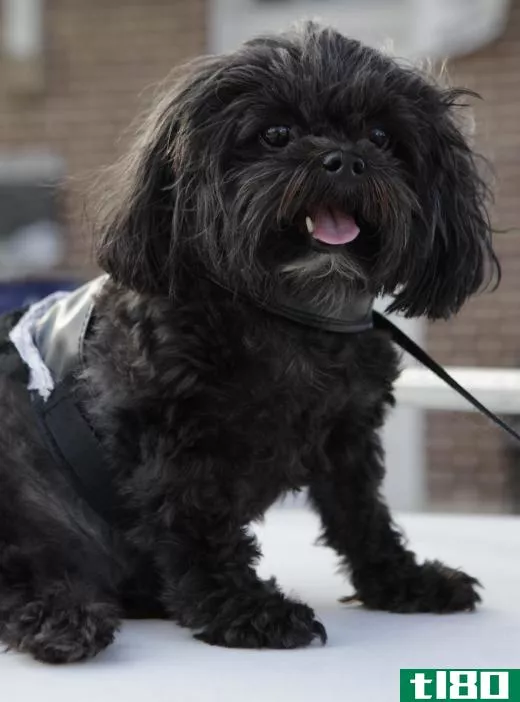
top-left (0, 23), bottom-right (499, 663)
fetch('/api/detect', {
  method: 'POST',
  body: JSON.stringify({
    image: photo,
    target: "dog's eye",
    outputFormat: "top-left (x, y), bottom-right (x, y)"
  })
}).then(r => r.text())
top-left (261, 126), bottom-right (291, 148)
top-left (368, 128), bottom-right (389, 148)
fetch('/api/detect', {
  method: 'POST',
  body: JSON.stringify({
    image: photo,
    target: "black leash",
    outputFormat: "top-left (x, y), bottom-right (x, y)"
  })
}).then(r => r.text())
top-left (373, 311), bottom-right (520, 444)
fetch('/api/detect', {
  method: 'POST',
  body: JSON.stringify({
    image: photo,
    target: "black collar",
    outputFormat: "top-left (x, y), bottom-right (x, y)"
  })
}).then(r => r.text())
top-left (207, 277), bottom-right (375, 334)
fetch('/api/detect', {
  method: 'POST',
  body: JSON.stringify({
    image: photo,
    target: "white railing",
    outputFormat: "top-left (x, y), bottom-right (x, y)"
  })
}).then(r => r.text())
top-left (280, 367), bottom-right (520, 512)
top-left (383, 366), bottom-right (520, 511)
top-left (396, 367), bottom-right (520, 413)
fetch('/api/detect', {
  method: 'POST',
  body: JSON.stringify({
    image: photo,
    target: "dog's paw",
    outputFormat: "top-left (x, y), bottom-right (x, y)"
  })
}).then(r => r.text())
top-left (195, 595), bottom-right (327, 649)
top-left (353, 560), bottom-right (482, 614)
top-left (3, 598), bottom-right (119, 663)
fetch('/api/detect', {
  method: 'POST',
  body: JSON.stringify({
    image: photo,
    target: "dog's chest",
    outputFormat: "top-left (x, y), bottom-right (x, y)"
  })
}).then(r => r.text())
top-left (195, 327), bottom-right (395, 486)
top-left (85, 295), bottom-right (398, 518)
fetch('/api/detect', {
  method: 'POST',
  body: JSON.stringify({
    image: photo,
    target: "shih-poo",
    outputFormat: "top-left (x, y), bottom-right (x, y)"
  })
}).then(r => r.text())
top-left (0, 23), bottom-right (499, 663)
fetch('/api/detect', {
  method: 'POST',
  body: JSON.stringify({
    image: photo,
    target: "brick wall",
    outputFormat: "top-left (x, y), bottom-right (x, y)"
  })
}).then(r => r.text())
top-left (426, 0), bottom-right (520, 512)
top-left (0, 0), bottom-right (206, 275)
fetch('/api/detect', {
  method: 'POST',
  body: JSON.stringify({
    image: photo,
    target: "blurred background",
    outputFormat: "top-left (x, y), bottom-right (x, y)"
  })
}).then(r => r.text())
top-left (0, 0), bottom-right (519, 515)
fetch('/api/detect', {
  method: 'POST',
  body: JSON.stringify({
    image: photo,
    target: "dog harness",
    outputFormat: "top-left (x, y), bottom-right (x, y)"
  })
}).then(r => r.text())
top-left (1, 276), bottom-right (519, 525)
top-left (1, 276), bottom-right (113, 520)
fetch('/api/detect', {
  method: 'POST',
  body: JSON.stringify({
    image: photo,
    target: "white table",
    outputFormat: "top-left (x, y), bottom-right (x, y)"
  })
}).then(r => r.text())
top-left (2, 509), bottom-right (519, 702)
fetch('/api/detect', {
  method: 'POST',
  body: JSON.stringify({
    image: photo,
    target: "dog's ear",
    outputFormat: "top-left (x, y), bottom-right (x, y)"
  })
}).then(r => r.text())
top-left (94, 102), bottom-right (180, 294)
top-left (387, 89), bottom-right (500, 320)
top-left (94, 57), bottom-right (221, 295)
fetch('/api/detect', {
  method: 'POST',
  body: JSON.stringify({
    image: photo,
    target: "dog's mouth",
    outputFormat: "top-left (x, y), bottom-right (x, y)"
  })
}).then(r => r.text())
top-left (305, 209), bottom-right (360, 247)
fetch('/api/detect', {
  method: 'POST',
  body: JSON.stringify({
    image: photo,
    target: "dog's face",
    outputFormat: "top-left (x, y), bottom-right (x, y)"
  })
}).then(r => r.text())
top-left (96, 23), bottom-right (499, 319)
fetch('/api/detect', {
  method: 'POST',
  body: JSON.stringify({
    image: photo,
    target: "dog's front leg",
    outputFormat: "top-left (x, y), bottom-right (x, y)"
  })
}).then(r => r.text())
top-left (151, 506), bottom-right (326, 648)
top-left (309, 424), bottom-right (481, 614)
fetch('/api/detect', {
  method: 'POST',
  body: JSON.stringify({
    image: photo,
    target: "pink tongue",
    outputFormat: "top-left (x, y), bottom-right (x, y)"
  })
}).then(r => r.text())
top-left (312, 210), bottom-right (360, 245)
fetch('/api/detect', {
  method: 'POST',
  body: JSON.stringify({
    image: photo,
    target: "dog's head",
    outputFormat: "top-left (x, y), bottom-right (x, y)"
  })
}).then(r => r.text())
top-left (96, 23), bottom-right (499, 319)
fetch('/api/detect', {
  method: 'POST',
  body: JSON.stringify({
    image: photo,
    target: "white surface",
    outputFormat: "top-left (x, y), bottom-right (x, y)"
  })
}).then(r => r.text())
top-left (2, 0), bottom-right (43, 60)
top-left (0, 151), bottom-right (63, 183)
top-left (2, 509), bottom-right (519, 702)
top-left (396, 366), bottom-right (520, 413)
top-left (209, 0), bottom-right (510, 61)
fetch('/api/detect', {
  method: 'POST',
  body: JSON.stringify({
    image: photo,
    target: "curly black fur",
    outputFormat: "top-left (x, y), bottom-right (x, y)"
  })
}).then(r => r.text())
top-left (0, 23), bottom-right (497, 663)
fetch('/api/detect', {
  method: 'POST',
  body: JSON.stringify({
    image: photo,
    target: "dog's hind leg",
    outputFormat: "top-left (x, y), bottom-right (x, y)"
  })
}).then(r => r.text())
top-left (0, 380), bottom-right (120, 663)
top-left (0, 499), bottom-right (120, 664)
top-left (0, 559), bottom-right (119, 663)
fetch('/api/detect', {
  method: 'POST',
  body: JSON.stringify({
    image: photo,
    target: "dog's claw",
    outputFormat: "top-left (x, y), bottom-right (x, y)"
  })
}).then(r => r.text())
top-left (339, 593), bottom-right (361, 604)
top-left (312, 620), bottom-right (327, 645)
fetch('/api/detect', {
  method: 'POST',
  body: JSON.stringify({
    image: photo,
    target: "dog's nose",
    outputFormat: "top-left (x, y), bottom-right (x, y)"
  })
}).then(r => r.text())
top-left (322, 151), bottom-right (366, 176)
top-left (322, 151), bottom-right (344, 173)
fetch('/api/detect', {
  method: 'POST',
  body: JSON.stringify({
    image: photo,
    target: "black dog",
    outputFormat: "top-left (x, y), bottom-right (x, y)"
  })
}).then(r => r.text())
top-left (0, 23), bottom-right (499, 663)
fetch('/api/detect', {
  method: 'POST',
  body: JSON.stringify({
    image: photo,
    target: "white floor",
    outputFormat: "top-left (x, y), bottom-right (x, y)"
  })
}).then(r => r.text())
top-left (2, 509), bottom-right (519, 702)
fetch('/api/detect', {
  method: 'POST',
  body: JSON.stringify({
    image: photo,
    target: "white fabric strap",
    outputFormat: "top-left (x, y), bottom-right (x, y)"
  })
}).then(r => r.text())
top-left (8, 291), bottom-right (69, 400)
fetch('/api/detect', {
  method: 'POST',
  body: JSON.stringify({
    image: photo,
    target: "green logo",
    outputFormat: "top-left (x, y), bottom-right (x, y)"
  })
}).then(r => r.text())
top-left (400, 670), bottom-right (520, 701)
